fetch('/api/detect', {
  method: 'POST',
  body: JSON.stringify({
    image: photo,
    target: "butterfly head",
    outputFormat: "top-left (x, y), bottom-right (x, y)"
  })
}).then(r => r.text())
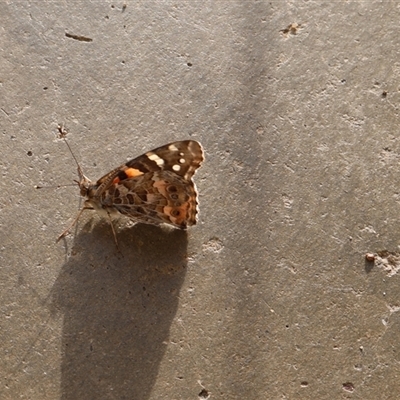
top-left (74, 166), bottom-right (95, 199)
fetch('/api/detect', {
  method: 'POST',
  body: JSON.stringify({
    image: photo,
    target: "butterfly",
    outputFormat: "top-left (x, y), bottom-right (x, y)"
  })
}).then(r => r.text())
top-left (56, 136), bottom-right (204, 245)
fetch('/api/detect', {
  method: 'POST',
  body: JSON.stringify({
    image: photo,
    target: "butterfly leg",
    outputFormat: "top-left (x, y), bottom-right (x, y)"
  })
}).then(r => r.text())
top-left (105, 209), bottom-right (120, 251)
top-left (56, 206), bottom-right (93, 242)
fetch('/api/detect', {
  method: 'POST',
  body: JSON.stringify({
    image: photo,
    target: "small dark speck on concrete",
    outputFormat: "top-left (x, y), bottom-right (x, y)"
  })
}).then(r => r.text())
top-left (65, 32), bottom-right (93, 42)
top-left (199, 388), bottom-right (209, 398)
top-left (187, 62), bottom-right (193, 67)
top-left (27, 151), bottom-right (32, 156)
top-left (342, 382), bottom-right (354, 392)
top-left (281, 23), bottom-right (301, 36)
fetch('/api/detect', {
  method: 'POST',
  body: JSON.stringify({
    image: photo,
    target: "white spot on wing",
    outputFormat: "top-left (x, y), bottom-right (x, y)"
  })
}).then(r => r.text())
top-left (148, 153), bottom-right (164, 166)
top-left (172, 164), bottom-right (181, 172)
top-left (168, 144), bottom-right (179, 151)
top-left (179, 158), bottom-right (186, 164)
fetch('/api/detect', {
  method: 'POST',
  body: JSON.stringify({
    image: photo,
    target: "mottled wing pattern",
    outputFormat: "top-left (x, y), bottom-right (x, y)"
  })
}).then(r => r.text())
top-left (91, 140), bottom-right (204, 229)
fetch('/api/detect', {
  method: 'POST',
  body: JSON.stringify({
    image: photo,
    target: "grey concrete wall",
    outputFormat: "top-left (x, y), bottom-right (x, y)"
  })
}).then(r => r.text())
top-left (2, 1), bottom-right (400, 399)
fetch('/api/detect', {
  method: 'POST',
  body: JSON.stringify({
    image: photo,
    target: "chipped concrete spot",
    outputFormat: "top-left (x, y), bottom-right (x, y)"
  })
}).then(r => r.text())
top-left (375, 251), bottom-right (400, 277)
top-left (282, 194), bottom-right (293, 208)
top-left (387, 304), bottom-right (400, 313)
top-left (361, 226), bottom-right (377, 234)
top-left (202, 237), bottom-right (223, 253)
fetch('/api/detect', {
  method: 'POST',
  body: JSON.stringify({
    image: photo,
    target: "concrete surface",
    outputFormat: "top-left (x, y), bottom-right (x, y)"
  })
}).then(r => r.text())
top-left (2, 1), bottom-right (400, 399)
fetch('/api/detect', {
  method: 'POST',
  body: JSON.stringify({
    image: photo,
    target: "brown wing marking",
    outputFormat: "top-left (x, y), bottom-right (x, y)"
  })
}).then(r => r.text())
top-left (100, 171), bottom-right (198, 228)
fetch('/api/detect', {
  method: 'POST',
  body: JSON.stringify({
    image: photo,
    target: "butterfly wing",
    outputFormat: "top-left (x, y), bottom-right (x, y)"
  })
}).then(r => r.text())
top-left (93, 141), bottom-right (204, 228)
top-left (126, 140), bottom-right (203, 180)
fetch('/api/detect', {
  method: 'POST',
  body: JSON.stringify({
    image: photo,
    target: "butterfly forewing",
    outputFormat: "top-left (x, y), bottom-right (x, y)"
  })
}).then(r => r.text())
top-left (129, 140), bottom-right (203, 179)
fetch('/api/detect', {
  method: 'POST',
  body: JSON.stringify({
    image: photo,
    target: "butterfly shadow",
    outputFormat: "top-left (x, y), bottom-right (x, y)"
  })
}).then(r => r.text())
top-left (50, 221), bottom-right (188, 400)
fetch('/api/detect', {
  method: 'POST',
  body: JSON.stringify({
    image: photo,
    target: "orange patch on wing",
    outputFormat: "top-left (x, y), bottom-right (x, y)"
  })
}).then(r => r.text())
top-left (112, 168), bottom-right (144, 184)
top-left (125, 168), bottom-right (144, 178)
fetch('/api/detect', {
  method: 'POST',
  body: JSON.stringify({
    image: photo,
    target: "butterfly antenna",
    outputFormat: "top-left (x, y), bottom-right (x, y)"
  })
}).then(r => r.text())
top-left (35, 183), bottom-right (76, 189)
top-left (58, 125), bottom-right (85, 180)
